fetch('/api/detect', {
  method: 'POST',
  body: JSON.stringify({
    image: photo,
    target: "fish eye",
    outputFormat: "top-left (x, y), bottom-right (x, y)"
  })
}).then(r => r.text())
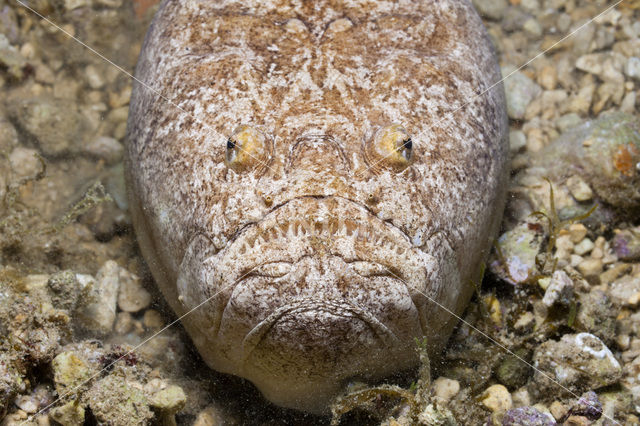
top-left (225, 125), bottom-right (272, 172)
top-left (364, 124), bottom-right (413, 171)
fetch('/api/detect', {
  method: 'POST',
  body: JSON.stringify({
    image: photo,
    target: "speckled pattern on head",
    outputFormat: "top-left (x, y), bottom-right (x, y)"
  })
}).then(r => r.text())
top-left (126, 0), bottom-right (509, 413)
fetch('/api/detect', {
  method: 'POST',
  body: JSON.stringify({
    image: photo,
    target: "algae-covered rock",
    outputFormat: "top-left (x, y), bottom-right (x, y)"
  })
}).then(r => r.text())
top-left (52, 351), bottom-right (90, 396)
top-left (0, 351), bottom-right (25, 419)
top-left (8, 95), bottom-right (87, 157)
top-left (530, 333), bottom-right (621, 399)
top-left (531, 112), bottom-right (640, 214)
top-left (496, 349), bottom-right (533, 390)
top-left (47, 270), bottom-right (82, 312)
top-left (49, 400), bottom-right (85, 426)
top-left (85, 374), bottom-right (153, 426)
top-left (574, 290), bottom-right (618, 344)
top-left (150, 385), bottom-right (187, 426)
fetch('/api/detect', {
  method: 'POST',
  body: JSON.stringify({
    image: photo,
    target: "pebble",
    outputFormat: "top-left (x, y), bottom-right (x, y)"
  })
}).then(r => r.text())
top-left (625, 57), bottom-right (640, 81)
top-left (620, 91), bottom-right (636, 113)
top-left (511, 387), bottom-right (531, 408)
top-left (573, 238), bottom-right (594, 256)
top-left (542, 270), bottom-right (574, 307)
top-left (513, 312), bottom-right (535, 334)
top-left (599, 263), bottom-right (631, 286)
top-left (84, 136), bottom-right (124, 164)
top-left (612, 228), bottom-right (640, 261)
top-left (549, 400), bottom-right (568, 421)
top-left (143, 309), bottom-right (164, 330)
top-left (472, 0), bottom-right (507, 20)
top-left (577, 258), bottom-right (603, 280)
top-left (8, 147), bottom-right (42, 180)
top-left (537, 65), bottom-right (557, 90)
top-left (554, 234), bottom-right (574, 261)
top-left (564, 415), bottom-right (590, 426)
top-left (578, 48), bottom-right (600, 71)
top-left (567, 391), bottom-right (602, 420)
top-left (117, 268), bottom-right (152, 313)
top-left (431, 377), bottom-right (460, 403)
top-left (33, 61), bottom-right (55, 85)
top-left (86, 375), bottom-right (153, 425)
top-left (85, 65), bottom-right (105, 89)
top-left (555, 113), bottom-right (582, 133)
top-left (75, 262), bottom-right (119, 335)
top-left (503, 66), bottom-right (542, 120)
top-left (525, 128), bottom-right (545, 152)
top-left (568, 224), bottom-right (588, 244)
top-left (480, 384), bottom-right (512, 413)
top-left (509, 130), bottom-right (527, 153)
top-left (193, 405), bottom-right (225, 426)
top-left (0, 115), bottom-right (19, 153)
top-left (565, 175), bottom-right (593, 202)
top-left (523, 18), bottom-right (542, 39)
top-left (13, 395), bottom-right (38, 414)
top-left (114, 311), bottom-right (134, 335)
top-left (609, 275), bottom-right (640, 307)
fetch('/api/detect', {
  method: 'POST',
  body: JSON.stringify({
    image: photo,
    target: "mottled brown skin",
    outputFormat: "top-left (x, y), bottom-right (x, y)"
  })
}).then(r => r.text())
top-left (126, 0), bottom-right (509, 414)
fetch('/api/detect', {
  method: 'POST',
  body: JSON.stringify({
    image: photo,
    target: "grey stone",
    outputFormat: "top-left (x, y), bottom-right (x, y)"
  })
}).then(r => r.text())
top-left (472, 0), bottom-right (508, 20)
top-left (502, 67), bottom-right (542, 120)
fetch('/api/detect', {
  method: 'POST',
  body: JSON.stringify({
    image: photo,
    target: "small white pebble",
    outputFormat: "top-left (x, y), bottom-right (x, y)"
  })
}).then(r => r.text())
top-left (574, 238), bottom-right (594, 256)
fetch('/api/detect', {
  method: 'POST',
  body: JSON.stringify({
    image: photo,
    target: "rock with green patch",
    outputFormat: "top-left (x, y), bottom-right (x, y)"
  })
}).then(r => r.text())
top-left (52, 351), bottom-right (90, 396)
top-left (496, 349), bottom-right (533, 390)
top-left (490, 222), bottom-right (544, 285)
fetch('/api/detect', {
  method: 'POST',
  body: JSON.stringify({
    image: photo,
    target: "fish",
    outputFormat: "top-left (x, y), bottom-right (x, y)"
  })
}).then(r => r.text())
top-left (125, 0), bottom-right (509, 414)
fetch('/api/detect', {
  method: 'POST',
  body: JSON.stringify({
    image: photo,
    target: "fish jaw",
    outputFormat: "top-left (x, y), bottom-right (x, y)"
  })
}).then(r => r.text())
top-left (175, 195), bottom-right (464, 413)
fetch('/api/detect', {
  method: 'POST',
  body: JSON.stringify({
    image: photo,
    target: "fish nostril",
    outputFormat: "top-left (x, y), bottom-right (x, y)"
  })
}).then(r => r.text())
top-left (287, 135), bottom-right (350, 174)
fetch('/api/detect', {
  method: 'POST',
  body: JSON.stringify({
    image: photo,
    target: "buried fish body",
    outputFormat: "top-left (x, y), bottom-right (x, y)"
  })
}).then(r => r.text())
top-left (125, 0), bottom-right (509, 414)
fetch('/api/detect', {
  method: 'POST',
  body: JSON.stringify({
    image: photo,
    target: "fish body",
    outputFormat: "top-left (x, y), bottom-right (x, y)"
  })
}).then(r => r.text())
top-left (126, 0), bottom-right (509, 413)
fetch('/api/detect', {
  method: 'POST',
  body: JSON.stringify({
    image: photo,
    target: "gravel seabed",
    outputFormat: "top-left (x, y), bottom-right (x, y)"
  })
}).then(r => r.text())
top-left (0, 0), bottom-right (639, 425)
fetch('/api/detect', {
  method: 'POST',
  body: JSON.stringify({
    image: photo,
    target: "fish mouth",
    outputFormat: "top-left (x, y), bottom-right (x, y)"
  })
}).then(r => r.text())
top-left (241, 298), bottom-right (400, 363)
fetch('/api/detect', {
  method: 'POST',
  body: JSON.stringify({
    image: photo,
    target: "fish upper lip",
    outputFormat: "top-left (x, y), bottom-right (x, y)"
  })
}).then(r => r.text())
top-left (224, 194), bottom-right (413, 251)
top-left (221, 195), bottom-right (417, 267)
top-left (240, 298), bottom-right (400, 363)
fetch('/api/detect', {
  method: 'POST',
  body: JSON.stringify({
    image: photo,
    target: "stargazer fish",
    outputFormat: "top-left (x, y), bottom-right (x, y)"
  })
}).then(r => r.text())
top-left (126, 0), bottom-right (509, 413)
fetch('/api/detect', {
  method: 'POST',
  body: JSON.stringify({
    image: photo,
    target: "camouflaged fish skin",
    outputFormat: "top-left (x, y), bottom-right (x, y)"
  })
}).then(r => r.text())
top-left (126, 0), bottom-right (509, 413)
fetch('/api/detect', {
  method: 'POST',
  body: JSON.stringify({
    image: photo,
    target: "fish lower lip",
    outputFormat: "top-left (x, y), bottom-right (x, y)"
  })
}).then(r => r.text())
top-left (241, 299), bottom-right (399, 362)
